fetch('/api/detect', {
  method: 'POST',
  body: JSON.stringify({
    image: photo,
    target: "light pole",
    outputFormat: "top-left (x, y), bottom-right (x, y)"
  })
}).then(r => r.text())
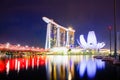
top-left (113, 0), bottom-right (117, 57)
top-left (108, 26), bottom-right (112, 55)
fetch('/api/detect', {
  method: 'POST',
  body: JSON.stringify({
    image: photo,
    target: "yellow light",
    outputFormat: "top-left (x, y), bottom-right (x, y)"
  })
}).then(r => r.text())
top-left (32, 46), bottom-right (34, 49)
top-left (17, 44), bottom-right (20, 47)
top-left (6, 42), bottom-right (10, 48)
top-left (68, 27), bottom-right (73, 30)
top-left (25, 45), bottom-right (28, 48)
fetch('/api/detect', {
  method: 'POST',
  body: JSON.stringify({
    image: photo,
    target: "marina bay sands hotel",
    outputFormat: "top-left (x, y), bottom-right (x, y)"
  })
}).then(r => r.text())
top-left (42, 17), bottom-right (75, 49)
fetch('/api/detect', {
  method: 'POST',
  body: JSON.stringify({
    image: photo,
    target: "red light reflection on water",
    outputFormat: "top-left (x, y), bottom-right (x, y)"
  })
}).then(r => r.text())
top-left (0, 61), bottom-right (5, 72)
top-left (0, 56), bottom-right (46, 74)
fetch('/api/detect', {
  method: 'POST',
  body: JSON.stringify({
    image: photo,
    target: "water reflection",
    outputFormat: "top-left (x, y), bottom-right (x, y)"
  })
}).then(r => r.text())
top-left (45, 55), bottom-right (104, 80)
top-left (46, 55), bottom-right (77, 80)
top-left (0, 60), bottom-right (5, 72)
top-left (0, 56), bottom-right (46, 75)
top-left (77, 58), bottom-right (105, 79)
top-left (87, 60), bottom-right (97, 78)
top-left (78, 60), bottom-right (87, 77)
top-left (45, 55), bottom-right (106, 80)
top-left (96, 59), bottom-right (105, 69)
top-left (0, 55), bottom-right (106, 80)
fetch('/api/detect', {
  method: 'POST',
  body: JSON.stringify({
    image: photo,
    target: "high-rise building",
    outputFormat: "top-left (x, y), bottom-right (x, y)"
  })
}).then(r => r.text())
top-left (42, 17), bottom-right (75, 49)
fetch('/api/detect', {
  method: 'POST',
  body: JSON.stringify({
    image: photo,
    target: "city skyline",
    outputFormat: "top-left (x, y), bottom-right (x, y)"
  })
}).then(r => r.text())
top-left (0, 0), bottom-right (120, 48)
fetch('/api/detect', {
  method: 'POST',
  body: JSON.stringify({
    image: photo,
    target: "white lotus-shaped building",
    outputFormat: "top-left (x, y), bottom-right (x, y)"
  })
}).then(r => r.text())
top-left (77, 31), bottom-right (105, 50)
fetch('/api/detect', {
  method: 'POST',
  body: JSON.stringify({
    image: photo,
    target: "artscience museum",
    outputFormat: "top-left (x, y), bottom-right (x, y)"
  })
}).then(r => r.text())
top-left (77, 31), bottom-right (105, 52)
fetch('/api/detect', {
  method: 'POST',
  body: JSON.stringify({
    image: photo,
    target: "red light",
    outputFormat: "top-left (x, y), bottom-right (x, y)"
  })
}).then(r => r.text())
top-left (9, 59), bottom-right (15, 70)
top-left (108, 26), bottom-right (112, 30)
top-left (19, 58), bottom-right (26, 69)
top-left (0, 60), bottom-right (5, 72)
top-left (39, 56), bottom-right (46, 66)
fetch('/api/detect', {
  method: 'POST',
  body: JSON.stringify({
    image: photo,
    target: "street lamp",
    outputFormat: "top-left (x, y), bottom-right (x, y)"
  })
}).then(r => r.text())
top-left (108, 26), bottom-right (112, 55)
top-left (113, 0), bottom-right (117, 57)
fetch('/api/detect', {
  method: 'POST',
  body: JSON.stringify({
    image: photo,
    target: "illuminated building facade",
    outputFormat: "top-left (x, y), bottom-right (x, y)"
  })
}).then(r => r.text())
top-left (42, 17), bottom-right (75, 49)
top-left (77, 31), bottom-right (105, 51)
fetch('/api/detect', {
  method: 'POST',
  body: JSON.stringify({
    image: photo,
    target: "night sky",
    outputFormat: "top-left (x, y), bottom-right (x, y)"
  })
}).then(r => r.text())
top-left (0, 0), bottom-right (120, 48)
